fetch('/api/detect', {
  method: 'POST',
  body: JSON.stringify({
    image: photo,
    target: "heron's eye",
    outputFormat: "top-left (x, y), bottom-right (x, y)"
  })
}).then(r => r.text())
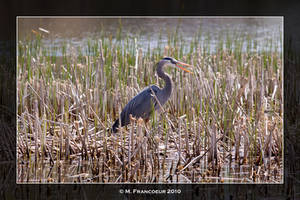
top-left (163, 57), bottom-right (176, 63)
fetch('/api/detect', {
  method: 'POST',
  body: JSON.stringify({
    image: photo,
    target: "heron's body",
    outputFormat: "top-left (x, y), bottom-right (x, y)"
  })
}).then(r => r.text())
top-left (112, 85), bottom-right (165, 133)
top-left (111, 57), bottom-right (192, 133)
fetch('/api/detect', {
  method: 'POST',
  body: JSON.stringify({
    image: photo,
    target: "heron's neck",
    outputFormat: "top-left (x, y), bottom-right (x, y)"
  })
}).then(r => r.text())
top-left (157, 63), bottom-right (172, 99)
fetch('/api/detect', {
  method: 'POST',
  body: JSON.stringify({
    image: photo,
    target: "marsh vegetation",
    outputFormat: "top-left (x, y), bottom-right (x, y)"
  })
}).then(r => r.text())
top-left (17, 18), bottom-right (283, 183)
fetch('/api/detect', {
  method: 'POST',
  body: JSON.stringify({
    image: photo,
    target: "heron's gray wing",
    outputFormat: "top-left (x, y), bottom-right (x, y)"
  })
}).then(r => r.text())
top-left (120, 85), bottom-right (160, 126)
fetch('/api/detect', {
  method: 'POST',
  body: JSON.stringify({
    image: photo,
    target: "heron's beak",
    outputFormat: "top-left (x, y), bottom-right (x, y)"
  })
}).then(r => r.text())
top-left (176, 61), bottom-right (193, 74)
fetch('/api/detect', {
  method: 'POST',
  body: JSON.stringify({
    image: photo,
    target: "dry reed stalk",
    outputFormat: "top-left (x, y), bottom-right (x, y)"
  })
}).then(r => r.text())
top-left (144, 130), bottom-right (148, 181)
top-left (162, 128), bottom-right (169, 181)
top-left (156, 147), bottom-right (160, 182)
top-left (22, 82), bottom-right (28, 113)
top-left (41, 108), bottom-right (46, 162)
top-left (136, 118), bottom-right (143, 178)
top-left (211, 124), bottom-right (217, 170)
top-left (234, 125), bottom-right (241, 161)
top-left (59, 95), bottom-right (65, 160)
top-left (57, 161), bottom-right (61, 183)
top-left (192, 108), bottom-right (200, 156)
top-left (65, 125), bottom-right (70, 161)
top-left (176, 158), bottom-right (180, 182)
top-left (242, 130), bottom-right (249, 165)
top-left (128, 114), bottom-right (136, 181)
top-left (184, 119), bottom-right (190, 158)
top-left (21, 112), bottom-right (29, 158)
top-left (178, 118), bottom-right (182, 168)
top-left (34, 99), bottom-right (40, 164)
top-left (249, 59), bottom-right (254, 114)
top-left (168, 160), bottom-right (174, 183)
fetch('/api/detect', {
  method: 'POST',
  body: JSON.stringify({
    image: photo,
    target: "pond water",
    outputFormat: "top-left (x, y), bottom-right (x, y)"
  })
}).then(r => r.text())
top-left (18, 17), bottom-right (283, 56)
top-left (17, 148), bottom-right (283, 183)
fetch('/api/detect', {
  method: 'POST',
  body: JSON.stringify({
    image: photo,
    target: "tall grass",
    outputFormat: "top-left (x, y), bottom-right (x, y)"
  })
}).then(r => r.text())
top-left (17, 25), bottom-right (283, 183)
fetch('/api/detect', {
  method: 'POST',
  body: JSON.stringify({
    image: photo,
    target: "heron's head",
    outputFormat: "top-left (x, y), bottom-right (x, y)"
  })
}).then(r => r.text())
top-left (161, 57), bottom-right (193, 73)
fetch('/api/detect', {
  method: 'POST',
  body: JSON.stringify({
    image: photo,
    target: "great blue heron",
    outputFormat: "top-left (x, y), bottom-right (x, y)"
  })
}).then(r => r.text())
top-left (111, 57), bottom-right (193, 133)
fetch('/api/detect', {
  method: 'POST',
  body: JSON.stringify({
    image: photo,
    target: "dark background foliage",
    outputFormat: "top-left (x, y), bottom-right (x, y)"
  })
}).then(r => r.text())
top-left (1, 0), bottom-right (299, 199)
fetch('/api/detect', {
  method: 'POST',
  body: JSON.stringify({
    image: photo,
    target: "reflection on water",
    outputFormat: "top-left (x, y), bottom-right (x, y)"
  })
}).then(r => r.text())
top-left (18, 17), bottom-right (283, 56)
top-left (17, 148), bottom-right (283, 183)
